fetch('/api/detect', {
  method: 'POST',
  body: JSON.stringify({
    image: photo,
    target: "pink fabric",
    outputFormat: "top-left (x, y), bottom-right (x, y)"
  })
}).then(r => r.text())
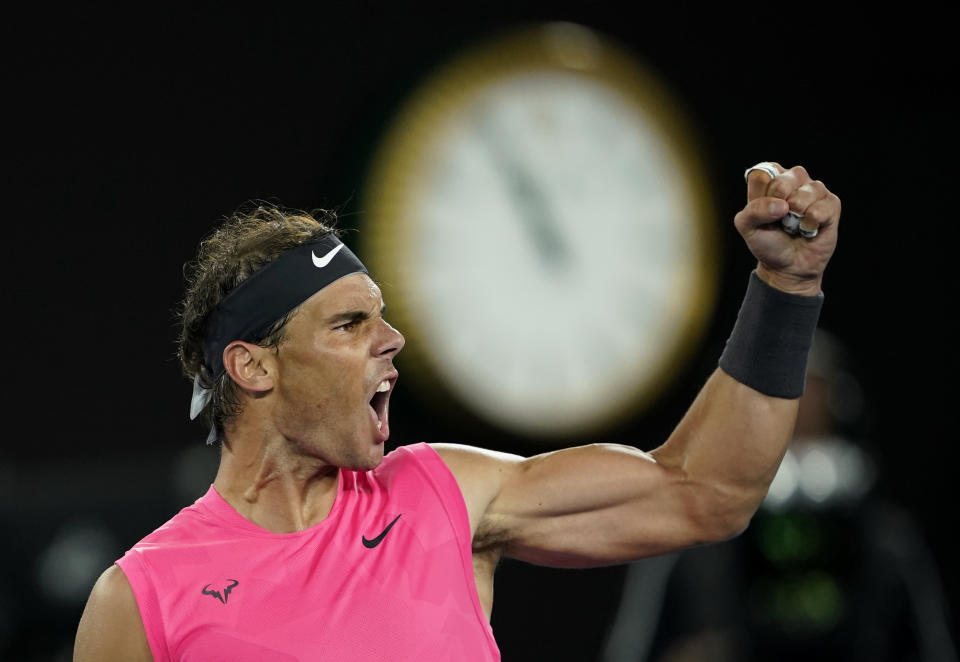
top-left (117, 443), bottom-right (499, 661)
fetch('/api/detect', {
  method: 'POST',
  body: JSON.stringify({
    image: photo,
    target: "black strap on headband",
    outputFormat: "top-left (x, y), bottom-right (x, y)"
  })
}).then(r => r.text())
top-left (201, 234), bottom-right (368, 380)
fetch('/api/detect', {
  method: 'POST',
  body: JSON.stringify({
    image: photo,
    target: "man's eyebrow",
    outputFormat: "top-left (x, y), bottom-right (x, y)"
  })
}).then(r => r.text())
top-left (326, 304), bottom-right (387, 325)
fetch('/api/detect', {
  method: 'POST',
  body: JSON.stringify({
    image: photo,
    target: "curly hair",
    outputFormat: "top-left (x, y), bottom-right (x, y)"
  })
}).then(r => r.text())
top-left (177, 202), bottom-right (340, 441)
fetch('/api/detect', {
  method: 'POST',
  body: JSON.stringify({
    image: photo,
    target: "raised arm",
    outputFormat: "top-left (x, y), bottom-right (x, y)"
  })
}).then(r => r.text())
top-left (435, 162), bottom-right (841, 568)
top-left (74, 565), bottom-right (154, 661)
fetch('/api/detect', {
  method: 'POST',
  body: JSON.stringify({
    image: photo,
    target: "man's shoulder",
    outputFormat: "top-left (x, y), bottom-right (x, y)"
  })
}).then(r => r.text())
top-left (422, 444), bottom-right (525, 530)
top-left (75, 565), bottom-right (154, 661)
top-left (427, 443), bottom-right (522, 464)
top-left (377, 442), bottom-right (516, 485)
top-left (374, 442), bottom-right (440, 476)
top-left (427, 443), bottom-right (524, 488)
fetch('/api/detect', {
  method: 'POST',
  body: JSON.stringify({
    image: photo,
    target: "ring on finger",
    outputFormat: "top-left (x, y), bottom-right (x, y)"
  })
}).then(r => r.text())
top-left (781, 211), bottom-right (819, 239)
top-left (743, 162), bottom-right (779, 182)
top-left (781, 210), bottom-right (802, 235)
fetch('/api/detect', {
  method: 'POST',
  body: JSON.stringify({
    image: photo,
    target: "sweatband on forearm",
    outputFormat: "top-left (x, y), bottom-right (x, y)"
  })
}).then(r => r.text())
top-left (718, 271), bottom-right (824, 398)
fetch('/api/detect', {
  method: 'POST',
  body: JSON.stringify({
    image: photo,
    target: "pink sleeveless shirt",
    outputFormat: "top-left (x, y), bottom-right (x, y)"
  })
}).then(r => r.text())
top-left (116, 443), bottom-right (500, 661)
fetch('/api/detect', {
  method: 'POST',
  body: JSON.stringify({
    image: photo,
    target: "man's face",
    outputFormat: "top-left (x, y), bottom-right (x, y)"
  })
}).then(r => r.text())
top-left (268, 273), bottom-right (404, 470)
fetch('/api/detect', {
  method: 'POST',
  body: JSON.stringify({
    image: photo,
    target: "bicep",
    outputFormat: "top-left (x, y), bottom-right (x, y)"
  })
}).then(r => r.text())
top-left (438, 370), bottom-right (793, 568)
top-left (74, 565), bottom-right (154, 662)
top-left (487, 443), bottom-right (734, 567)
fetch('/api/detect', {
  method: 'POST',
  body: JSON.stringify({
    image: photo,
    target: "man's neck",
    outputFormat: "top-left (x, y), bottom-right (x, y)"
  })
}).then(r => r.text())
top-left (212, 425), bottom-right (340, 534)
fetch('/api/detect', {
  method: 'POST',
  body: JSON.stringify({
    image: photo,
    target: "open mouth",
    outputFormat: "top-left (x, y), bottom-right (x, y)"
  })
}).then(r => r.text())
top-left (368, 377), bottom-right (394, 439)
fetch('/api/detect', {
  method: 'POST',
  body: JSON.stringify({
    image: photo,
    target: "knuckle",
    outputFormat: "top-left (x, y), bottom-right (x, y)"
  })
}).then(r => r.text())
top-left (805, 205), bottom-right (829, 224)
top-left (767, 178), bottom-right (791, 198)
top-left (733, 209), bottom-right (750, 230)
top-left (824, 193), bottom-right (842, 217)
top-left (809, 179), bottom-right (828, 194)
top-left (790, 165), bottom-right (809, 180)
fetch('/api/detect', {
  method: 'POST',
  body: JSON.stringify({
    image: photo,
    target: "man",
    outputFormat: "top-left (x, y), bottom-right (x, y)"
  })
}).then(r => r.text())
top-left (74, 162), bottom-right (840, 660)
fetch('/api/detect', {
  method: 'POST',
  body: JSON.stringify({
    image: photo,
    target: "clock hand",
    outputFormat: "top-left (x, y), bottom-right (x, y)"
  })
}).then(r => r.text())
top-left (476, 116), bottom-right (570, 269)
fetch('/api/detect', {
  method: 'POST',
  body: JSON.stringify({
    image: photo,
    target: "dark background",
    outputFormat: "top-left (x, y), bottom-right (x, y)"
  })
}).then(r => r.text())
top-left (4, 4), bottom-right (956, 660)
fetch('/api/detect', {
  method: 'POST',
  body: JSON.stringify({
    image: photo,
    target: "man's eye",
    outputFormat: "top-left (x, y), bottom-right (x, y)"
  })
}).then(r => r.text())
top-left (336, 320), bottom-right (360, 331)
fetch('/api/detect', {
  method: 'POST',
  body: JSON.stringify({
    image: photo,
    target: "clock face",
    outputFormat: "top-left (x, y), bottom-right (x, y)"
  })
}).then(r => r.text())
top-left (362, 23), bottom-right (718, 439)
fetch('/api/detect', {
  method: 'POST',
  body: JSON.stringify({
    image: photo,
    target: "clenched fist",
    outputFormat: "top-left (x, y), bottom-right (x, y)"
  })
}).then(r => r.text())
top-left (736, 162), bottom-right (841, 296)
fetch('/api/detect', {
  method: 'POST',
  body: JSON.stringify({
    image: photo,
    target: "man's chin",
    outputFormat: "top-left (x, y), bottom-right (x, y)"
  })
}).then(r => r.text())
top-left (343, 443), bottom-right (385, 472)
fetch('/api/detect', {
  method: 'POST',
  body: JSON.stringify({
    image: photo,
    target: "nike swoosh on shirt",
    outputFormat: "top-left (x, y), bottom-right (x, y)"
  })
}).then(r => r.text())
top-left (362, 514), bottom-right (402, 548)
top-left (311, 243), bottom-right (344, 268)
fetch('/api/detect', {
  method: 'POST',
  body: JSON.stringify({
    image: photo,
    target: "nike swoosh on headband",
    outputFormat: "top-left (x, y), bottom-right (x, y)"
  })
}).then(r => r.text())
top-left (312, 243), bottom-right (344, 268)
top-left (197, 236), bottom-right (367, 387)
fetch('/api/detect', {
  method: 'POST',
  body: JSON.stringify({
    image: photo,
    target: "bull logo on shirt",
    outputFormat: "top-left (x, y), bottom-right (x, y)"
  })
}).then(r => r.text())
top-left (202, 579), bottom-right (239, 604)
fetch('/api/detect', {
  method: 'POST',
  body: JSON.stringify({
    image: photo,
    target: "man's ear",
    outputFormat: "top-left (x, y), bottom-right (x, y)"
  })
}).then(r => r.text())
top-left (222, 341), bottom-right (275, 393)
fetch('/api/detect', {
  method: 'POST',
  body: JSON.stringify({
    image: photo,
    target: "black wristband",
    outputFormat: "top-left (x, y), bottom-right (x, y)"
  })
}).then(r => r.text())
top-left (719, 271), bottom-right (824, 398)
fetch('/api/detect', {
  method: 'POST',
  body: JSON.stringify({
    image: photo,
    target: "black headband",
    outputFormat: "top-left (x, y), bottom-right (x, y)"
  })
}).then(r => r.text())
top-left (200, 234), bottom-right (368, 380)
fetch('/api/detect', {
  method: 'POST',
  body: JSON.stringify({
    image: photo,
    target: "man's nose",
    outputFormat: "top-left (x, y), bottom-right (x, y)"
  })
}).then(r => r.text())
top-left (375, 318), bottom-right (405, 358)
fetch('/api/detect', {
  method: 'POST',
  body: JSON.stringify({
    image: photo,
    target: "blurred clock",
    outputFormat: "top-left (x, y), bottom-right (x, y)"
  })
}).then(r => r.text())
top-left (361, 22), bottom-right (719, 440)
